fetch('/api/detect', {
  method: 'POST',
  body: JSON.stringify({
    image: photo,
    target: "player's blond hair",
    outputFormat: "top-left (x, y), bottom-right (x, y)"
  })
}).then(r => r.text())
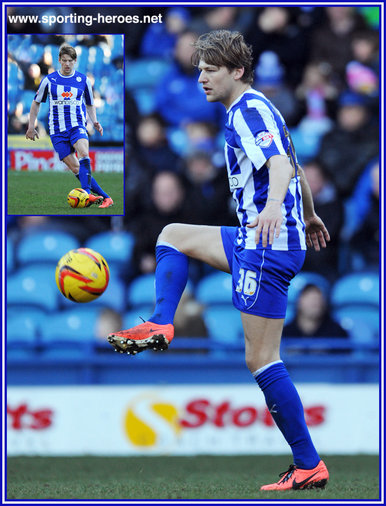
top-left (59, 45), bottom-right (77, 61)
top-left (191, 30), bottom-right (254, 84)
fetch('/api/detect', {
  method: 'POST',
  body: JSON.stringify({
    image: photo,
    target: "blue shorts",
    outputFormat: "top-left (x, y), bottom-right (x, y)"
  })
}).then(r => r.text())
top-left (221, 226), bottom-right (306, 319)
top-left (51, 126), bottom-right (89, 160)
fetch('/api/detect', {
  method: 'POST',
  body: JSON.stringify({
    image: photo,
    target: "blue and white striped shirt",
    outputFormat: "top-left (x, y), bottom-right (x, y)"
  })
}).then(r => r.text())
top-left (34, 70), bottom-right (94, 135)
top-left (225, 89), bottom-right (306, 251)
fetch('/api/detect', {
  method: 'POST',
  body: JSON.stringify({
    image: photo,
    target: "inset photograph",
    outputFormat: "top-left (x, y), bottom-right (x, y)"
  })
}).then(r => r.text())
top-left (7, 33), bottom-right (124, 215)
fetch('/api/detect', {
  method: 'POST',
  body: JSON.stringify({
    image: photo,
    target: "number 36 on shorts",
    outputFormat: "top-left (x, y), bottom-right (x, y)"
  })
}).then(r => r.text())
top-left (236, 268), bottom-right (257, 296)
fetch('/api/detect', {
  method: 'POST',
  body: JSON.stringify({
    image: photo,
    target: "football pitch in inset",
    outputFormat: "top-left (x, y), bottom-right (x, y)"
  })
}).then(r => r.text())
top-left (7, 171), bottom-right (123, 215)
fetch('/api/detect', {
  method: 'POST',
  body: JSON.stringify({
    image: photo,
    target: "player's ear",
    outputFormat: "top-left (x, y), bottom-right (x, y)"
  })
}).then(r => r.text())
top-left (234, 67), bottom-right (245, 81)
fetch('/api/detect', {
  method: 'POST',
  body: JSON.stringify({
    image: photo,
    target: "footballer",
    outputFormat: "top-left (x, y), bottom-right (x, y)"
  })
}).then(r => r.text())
top-left (26, 44), bottom-right (113, 208)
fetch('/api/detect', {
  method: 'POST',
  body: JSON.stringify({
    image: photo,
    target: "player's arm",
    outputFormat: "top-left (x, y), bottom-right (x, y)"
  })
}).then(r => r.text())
top-left (247, 154), bottom-right (293, 247)
top-left (26, 100), bottom-right (40, 141)
top-left (297, 165), bottom-right (330, 251)
top-left (86, 104), bottom-right (103, 136)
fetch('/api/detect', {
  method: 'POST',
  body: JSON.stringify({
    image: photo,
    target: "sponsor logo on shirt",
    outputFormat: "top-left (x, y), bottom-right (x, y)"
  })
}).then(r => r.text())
top-left (52, 99), bottom-right (82, 106)
top-left (228, 175), bottom-right (242, 191)
top-left (255, 131), bottom-right (274, 148)
top-left (61, 91), bottom-right (73, 98)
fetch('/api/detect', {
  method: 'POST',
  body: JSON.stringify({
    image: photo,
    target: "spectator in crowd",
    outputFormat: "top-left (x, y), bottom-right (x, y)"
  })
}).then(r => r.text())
top-left (345, 29), bottom-right (379, 113)
top-left (95, 308), bottom-right (123, 344)
top-left (140, 7), bottom-right (191, 59)
top-left (8, 101), bottom-right (30, 135)
top-left (183, 150), bottom-right (237, 226)
top-left (348, 160), bottom-right (379, 268)
top-left (254, 50), bottom-right (301, 127)
top-left (189, 6), bottom-right (253, 36)
top-left (24, 63), bottom-right (42, 91)
top-left (317, 90), bottom-right (378, 198)
top-left (128, 171), bottom-right (192, 276)
top-left (309, 6), bottom-right (368, 89)
top-left (136, 113), bottom-right (180, 173)
top-left (283, 284), bottom-right (349, 338)
top-left (301, 159), bottom-right (344, 280)
top-left (183, 120), bottom-right (220, 156)
top-left (173, 289), bottom-right (208, 338)
top-left (296, 61), bottom-right (339, 122)
top-left (154, 30), bottom-right (225, 127)
top-left (246, 6), bottom-right (309, 86)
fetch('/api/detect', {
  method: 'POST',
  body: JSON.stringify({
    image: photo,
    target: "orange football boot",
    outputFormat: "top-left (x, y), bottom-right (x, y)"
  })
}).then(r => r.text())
top-left (107, 321), bottom-right (174, 355)
top-left (87, 194), bottom-right (103, 205)
top-left (99, 197), bottom-right (114, 208)
top-left (260, 460), bottom-right (329, 491)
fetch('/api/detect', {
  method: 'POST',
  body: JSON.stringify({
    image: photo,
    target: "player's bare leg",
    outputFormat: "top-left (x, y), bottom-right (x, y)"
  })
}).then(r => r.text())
top-left (73, 138), bottom-right (89, 159)
top-left (241, 312), bottom-right (283, 372)
top-left (108, 224), bottom-right (230, 354)
top-left (62, 152), bottom-right (79, 175)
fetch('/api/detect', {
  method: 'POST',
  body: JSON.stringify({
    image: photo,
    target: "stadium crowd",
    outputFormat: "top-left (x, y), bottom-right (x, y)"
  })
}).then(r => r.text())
top-left (7, 6), bottom-right (380, 350)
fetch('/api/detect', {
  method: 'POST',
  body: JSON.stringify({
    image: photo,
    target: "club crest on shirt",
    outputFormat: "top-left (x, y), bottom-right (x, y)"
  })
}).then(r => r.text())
top-left (255, 131), bottom-right (274, 148)
top-left (76, 76), bottom-right (82, 82)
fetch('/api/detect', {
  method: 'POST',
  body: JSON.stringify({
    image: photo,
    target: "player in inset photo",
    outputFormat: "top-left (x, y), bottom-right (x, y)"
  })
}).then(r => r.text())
top-left (26, 44), bottom-right (114, 209)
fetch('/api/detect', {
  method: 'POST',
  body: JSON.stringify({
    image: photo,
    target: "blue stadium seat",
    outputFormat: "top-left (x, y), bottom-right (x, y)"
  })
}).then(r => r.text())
top-left (288, 271), bottom-right (331, 305)
top-left (74, 45), bottom-right (89, 72)
top-left (333, 306), bottom-right (379, 342)
top-left (7, 265), bottom-right (59, 312)
top-left (110, 35), bottom-right (123, 58)
top-left (331, 272), bottom-right (379, 308)
top-left (7, 311), bottom-right (41, 360)
top-left (85, 231), bottom-right (134, 266)
top-left (7, 239), bottom-right (14, 273)
top-left (20, 90), bottom-right (37, 113)
top-left (203, 305), bottom-right (243, 345)
top-left (195, 272), bottom-right (233, 305)
top-left (132, 88), bottom-right (156, 115)
top-left (7, 314), bottom-right (38, 346)
top-left (39, 309), bottom-right (97, 358)
top-left (16, 231), bottom-right (79, 265)
top-left (125, 58), bottom-right (171, 89)
top-left (127, 274), bottom-right (156, 307)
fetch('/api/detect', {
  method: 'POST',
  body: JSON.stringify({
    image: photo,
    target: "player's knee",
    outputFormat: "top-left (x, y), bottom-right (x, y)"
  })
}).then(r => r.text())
top-left (77, 149), bottom-right (89, 159)
top-left (158, 223), bottom-right (183, 248)
top-left (245, 350), bottom-right (278, 374)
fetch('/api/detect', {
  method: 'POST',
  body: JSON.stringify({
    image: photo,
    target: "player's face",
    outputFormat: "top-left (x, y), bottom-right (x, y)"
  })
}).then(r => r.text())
top-left (198, 59), bottom-right (246, 109)
top-left (59, 55), bottom-right (76, 75)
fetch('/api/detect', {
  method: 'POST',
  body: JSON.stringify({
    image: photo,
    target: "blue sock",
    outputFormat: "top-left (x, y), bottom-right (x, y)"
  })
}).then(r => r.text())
top-left (78, 157), bottom-right (91, 192)
top-left (76, 174), bottom-right (109, 198)
top-left (90, 177), bottom-right (109, 198)
top-left (255, 361), bottom-right (320, 469)
top-left (148, 242), bottom-right (189, 325)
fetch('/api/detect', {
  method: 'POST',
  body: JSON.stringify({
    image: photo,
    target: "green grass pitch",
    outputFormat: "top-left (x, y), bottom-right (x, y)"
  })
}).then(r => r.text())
top-left (6, 455), bottom-right (380, 500)
top-left (7, 171), bottom-right (124, 215)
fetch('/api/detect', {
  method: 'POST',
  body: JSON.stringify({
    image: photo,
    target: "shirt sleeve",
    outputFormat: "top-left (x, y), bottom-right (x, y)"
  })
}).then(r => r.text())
top-left (84, 76), bottom-right (94, 106)
top-left (233, 105), bottom-right (286, 170)
top-left (34, 76), bottom-right (49, 103)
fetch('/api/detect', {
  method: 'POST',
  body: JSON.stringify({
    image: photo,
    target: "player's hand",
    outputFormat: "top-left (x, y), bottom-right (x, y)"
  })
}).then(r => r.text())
top-left (25, 128), bottom-right (39, 141)
top-left (304, 214), bottom-right (330, 251)
top-left (247, 202), bottom-right (283, 248)
top-left (94, 122), bottom-right (103, 136)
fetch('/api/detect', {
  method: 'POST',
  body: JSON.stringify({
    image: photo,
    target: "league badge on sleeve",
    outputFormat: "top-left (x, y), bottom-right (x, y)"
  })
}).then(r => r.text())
top-left (255, 131), bottom-right (274, 148)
